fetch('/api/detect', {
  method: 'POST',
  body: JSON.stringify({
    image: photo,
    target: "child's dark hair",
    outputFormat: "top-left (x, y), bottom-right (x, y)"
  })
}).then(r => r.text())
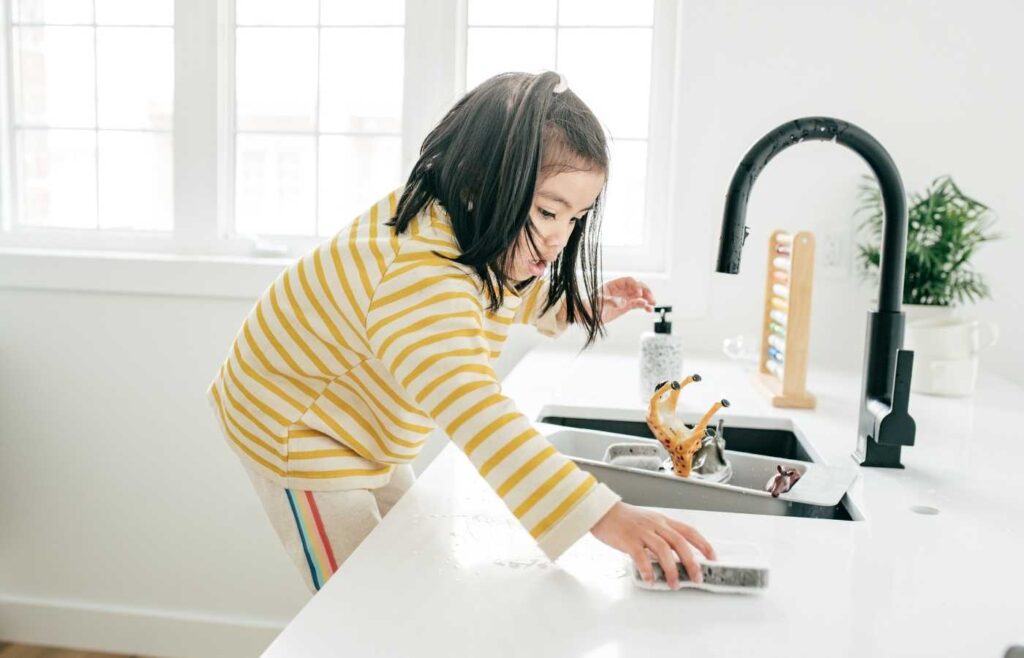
top-left (388, 71), bottom-right (610, 348)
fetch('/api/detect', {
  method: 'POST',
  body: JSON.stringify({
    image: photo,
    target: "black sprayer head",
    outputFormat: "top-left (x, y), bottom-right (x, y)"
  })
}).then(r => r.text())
top-left (670, 381), bottom-right (681, 390)
top-left (692, 373), bottom-right (702, 382)
top-left (721, 399), bottom-right (731, 408)
top-left (654, 381), bottom-right (668, 392)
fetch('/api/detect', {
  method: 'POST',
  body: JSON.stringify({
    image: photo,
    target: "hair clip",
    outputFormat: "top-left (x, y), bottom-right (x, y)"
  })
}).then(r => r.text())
top-left (553, 73), bottom-right (569, 94)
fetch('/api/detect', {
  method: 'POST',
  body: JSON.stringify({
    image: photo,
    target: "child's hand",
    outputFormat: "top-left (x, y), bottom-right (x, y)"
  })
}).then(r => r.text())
top-left (590, 501), bottom-right (715, 589)
top-left (599, 277), bottom-right (655, 324)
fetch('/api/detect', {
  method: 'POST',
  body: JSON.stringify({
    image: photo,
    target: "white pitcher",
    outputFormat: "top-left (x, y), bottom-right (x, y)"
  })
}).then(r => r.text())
top-left (903, 318), bottom-right (999, 397)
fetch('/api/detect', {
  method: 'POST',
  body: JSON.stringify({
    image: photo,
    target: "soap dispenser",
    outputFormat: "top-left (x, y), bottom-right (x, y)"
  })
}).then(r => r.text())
top-left (639, 306), bottom-right (684, 402)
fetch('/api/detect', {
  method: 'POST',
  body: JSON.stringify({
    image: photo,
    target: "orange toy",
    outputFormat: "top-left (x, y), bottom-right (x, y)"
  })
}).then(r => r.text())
top-left (646, 377), bottom-right (730, 477)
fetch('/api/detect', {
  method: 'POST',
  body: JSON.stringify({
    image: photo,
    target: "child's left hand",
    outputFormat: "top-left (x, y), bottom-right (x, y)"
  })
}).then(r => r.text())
top-left (599, 276), bottom-right (656, 324)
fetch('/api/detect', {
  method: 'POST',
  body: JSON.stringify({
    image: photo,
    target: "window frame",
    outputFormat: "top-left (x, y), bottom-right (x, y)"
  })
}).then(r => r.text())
top-left (0, 0), bottom-right (709, 316)
top-left (460, 1), bottom-right (676, 273)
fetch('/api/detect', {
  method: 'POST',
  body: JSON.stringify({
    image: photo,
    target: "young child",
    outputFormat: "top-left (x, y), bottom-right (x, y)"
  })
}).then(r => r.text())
top-left (207, 71), bottom-right (714, 594)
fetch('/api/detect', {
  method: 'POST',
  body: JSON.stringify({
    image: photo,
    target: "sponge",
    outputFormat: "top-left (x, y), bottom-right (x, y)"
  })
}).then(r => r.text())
top-left (629, 540), bottom-right (769, 593)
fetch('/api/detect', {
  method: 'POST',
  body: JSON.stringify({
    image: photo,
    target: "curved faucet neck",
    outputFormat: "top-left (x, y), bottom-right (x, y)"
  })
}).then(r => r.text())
top-left (716, 117), bottom-right (908, 313)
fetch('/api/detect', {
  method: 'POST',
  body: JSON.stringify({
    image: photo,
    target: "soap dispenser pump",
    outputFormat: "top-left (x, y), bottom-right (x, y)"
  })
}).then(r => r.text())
top-left (639, 305), bottom-right (684, 402)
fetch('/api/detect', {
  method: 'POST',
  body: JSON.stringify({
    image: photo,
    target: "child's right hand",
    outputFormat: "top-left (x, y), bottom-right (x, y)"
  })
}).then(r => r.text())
top-left (590, 501), bottom-right (716, 590)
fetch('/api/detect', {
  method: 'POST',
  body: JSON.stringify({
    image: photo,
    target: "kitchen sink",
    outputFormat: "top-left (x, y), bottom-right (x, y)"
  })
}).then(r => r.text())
top-left (538, 405), bottom-right (862, 521)
top-left (540, 406), bottom-right (817, 463)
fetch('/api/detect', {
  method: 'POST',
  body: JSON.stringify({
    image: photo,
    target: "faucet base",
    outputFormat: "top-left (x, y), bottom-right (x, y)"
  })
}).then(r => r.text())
top-left (852, 438), bottom-right (905, 469)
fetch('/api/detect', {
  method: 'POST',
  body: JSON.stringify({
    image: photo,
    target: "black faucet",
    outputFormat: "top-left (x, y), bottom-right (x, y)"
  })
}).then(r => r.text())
top-left (716, 117), bottom-right (916, 468)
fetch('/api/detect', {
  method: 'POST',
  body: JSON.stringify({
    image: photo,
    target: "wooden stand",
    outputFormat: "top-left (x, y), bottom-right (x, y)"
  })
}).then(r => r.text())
top-left (756, 230), bottom-right (816, 409)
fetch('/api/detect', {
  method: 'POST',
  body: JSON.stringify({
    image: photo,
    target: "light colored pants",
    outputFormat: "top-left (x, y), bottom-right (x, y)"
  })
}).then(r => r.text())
top-left (241, 460), bottom-right (416, 594)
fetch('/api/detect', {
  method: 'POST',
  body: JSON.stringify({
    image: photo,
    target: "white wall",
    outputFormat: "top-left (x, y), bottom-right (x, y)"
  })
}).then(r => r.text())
top-left (0, 290), bottom-right (309, 657)
top-left (582, 0), bottom-right (1023, 386)
top-left (1, 1), bottom-right (1021, 656)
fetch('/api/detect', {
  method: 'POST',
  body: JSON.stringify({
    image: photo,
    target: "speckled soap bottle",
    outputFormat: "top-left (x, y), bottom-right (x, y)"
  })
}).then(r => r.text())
top-left (639, 305), bottom-right (683, 403)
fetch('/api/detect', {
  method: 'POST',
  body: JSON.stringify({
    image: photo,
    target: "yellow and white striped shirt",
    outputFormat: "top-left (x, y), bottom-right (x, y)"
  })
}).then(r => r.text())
top-left (207, 188), bottom-right (620, 559)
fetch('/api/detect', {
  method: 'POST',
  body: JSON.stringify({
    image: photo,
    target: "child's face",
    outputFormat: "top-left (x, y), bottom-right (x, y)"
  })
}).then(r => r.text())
top-left (508, 168), bottom-right (606, 282)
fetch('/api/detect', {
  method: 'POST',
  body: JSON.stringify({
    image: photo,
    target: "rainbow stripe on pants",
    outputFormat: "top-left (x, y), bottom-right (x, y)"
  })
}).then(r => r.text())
top-left (285, 489), bottom-right (339, 590)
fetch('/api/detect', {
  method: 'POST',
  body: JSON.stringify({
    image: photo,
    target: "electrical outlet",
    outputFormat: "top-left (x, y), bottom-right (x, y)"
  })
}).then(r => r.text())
top-left (820, 230), bottom-right (848, 278)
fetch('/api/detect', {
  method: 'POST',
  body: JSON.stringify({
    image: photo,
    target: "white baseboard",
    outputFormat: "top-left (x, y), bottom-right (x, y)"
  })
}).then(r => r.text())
top-left (0, 594), bottom-right (286, 658)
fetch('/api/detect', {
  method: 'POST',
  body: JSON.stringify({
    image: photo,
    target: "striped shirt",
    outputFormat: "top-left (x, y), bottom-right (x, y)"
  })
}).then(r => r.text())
top-left (207, 188), bottom-right (620, 560)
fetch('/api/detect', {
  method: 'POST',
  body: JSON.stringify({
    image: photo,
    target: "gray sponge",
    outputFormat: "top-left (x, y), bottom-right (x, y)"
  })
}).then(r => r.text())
top-left (629, 540), bottom-right (769, 593)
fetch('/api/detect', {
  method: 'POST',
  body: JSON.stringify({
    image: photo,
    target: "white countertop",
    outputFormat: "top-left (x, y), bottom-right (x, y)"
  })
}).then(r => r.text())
top-left (263, 348), bottom-right (1024, 658)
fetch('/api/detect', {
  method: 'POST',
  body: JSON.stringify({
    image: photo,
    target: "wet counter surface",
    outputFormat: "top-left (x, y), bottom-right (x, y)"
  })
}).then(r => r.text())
top-left (263, 348), bottom-right (1024, 657)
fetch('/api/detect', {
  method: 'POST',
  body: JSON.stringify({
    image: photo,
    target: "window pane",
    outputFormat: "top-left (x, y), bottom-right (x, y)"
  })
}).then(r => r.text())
top-left (236, 0), bottom-right (317, 26)
top-left (602, 140), bottom-right (647, 247)
top-left (95, 0), bottom-right (173, 25)
top-left (558, 0), bottom-right (654, 26)
top-left (236, 28), bottom-right (318, 132)
top-left (467, 0), bottom-right (555, 26)
top-left (318, 136), bottom-right (401, 236)
top-left (321, 0), bottom-right (403, 25)
top-left (14, 27), bottom-right (95, 128)
top-left (319, 28), bottom-right (402, 134)
top-left (466, 28), bottom-right (555, 91)
top-left (16, 129), bottom-right (97, 229)
top-left (97, 27), bottom-right (173, 129)
top-left (235, 134), bottom-right (316, 236)
top-left (557, 29), bottom-right (651, 139)
top-left (98, 131), bottom-right (172, 230)
top-left (14, 0), bottom-right (92, 24)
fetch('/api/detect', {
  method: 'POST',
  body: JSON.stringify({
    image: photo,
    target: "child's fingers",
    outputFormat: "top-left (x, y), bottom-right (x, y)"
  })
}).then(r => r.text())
top-left (661, 530), bottom-right (702, 584)
top-left (614, 279), bottom-right (654, 309)
top-left (624, 278), bottom-right (655, 305)
top-left (609, 277), bottom-right (641, 298)
top-left (626, 278), bottom-right (641, 297)
top-left (627, 298), bottom-right (653, 314)
top-left (668, 519), bottom-right (716, 560)
top-left (646, 534), bottom-right (681, 590)
top-left (639, 282), bottom-right (656, 305)
top-left (602, 296), bottom-right (651, 321)
top-left (629, 546), bottom-right (655, 585)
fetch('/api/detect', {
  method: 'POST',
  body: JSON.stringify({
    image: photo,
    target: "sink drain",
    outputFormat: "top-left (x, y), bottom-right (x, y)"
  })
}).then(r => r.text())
top-left (910, 505), bottom-right (940, 516)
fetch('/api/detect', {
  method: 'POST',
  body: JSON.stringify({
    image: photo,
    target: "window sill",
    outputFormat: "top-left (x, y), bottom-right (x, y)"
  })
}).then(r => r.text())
top-left (0, 247), bottom-right (701, 317)
top-left (0, 247), bottom-right (295, 300)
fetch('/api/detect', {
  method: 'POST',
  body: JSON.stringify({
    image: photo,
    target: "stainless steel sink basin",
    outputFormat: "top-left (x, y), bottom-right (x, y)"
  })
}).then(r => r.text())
top-left (539, 405), bottom-right (819, 463)
top-left (538, 405), bottom-right (863, 521)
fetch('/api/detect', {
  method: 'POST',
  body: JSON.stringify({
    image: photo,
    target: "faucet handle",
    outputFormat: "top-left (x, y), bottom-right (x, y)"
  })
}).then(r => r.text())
top-left (875, 348), bottom-right (916, 448)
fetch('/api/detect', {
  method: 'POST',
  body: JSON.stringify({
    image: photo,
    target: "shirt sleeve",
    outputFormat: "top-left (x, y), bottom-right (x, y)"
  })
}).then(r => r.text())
top-left (512, 276), bottom-right (568, 338)
top-left (366, 260), bottom-right (619, 560)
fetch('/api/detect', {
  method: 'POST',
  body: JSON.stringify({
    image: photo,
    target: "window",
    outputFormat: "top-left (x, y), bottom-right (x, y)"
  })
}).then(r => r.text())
top-left (231, 0), bottom-right (404, 239)
top-left (466, 0), bottom-right (671, 271)
top-left (5, 0), bottom-right (173, 232)
top-left (1, 0), bottom-right (685, 282)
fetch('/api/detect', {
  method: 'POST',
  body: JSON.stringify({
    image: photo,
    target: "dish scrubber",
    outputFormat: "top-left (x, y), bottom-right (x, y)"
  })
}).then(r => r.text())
top-left (603, 442), bottom-right (666, 471)
top-left (629, 540), bottom-right (769, 593)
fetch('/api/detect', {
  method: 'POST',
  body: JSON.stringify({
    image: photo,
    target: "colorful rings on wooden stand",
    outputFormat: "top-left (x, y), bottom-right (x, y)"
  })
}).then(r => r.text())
top-left (758, 230), bottom-right (816, 409)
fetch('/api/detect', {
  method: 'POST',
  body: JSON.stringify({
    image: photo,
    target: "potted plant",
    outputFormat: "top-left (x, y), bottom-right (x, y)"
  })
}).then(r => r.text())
top-left (856, 174), bottom-right (999, 315)
top-left (855, 175), bottom-right (1000, 396)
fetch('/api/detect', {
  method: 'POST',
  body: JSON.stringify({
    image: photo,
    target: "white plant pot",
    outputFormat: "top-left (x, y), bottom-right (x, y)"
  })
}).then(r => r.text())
top-left (902, 306), bottom-right (999, 397)
top-left (902, 303), bottom-right (959, 324)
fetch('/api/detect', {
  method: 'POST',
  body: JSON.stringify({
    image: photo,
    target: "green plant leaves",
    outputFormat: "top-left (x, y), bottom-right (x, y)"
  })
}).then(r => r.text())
top-left (854, 174), bottom-right (999, 306)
